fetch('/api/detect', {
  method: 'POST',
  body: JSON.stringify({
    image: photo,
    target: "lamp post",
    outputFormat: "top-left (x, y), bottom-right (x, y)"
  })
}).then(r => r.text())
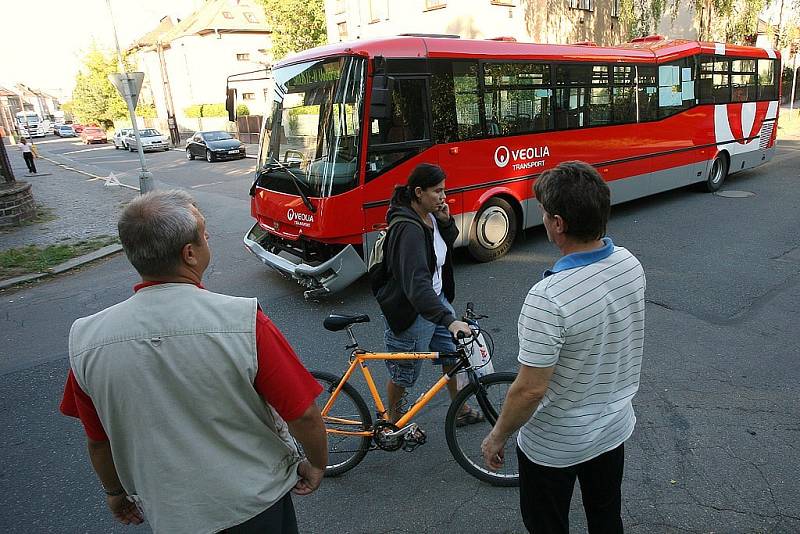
top-left (106, 0), bottom-right (154, 193)
top-left (790, 42), bottom-right (799, 116)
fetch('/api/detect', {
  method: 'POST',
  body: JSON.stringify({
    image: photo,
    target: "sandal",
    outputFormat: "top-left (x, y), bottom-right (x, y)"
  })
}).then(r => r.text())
top-left (455, 406), bottom-right (485, 427)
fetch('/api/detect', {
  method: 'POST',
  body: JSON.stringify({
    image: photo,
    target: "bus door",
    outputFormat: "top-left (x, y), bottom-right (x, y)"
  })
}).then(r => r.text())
top-left (363, 73), bottom-right (439, 251)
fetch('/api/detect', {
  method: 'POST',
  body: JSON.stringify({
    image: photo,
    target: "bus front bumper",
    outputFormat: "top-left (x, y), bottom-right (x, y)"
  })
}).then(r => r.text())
top-left (243, 223), bottom-right (366, 299)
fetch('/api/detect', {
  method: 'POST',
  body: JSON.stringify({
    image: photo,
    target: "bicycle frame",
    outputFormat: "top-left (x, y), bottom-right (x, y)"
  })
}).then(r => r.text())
top-left (320, 350), bottom-right (470, 436)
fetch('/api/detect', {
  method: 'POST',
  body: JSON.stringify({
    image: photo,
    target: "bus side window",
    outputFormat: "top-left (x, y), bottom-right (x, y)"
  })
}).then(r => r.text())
top-left (636, 66), bottom-right (658, 121)
top-left (483, 61), bottom-right (552, 134)
top-left (758, 59), bottom-right (778, 100)
top-left (554, 64), bottom-right (591, 129)
top-left (430, 59), bottom-right (481, 143)
top-left (731, 59), bottom-right (757, 102)
top-left (611, 66), bottom-right (636, 124)
top-left (366, 77), bottom-right (430, 181)
top-left (657, 58), bottom-right (695, 119)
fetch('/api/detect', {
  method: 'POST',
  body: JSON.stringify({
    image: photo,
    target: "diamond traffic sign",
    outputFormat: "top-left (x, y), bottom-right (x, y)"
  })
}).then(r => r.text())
top-left (109, 72), bottom-right (145, 109)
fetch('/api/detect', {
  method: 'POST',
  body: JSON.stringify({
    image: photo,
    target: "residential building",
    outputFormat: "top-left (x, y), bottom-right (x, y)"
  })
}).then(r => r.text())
top-left (0, 84), bottom-right (61, 138)
top-left (0, 86), bottom-right (24, 137)
top-left (325, 0), bottom-right (626, 47)
top-left (14, 84), bottom-right (60, 121)
top-left (128, 0), bottom-right (272, 137)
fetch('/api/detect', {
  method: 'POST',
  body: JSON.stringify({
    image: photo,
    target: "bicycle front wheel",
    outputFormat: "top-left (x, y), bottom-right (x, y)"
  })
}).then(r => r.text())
top-left (445, 372), bottom-right (519, 486)
top-left (311, 370), bottom-right (373, 477)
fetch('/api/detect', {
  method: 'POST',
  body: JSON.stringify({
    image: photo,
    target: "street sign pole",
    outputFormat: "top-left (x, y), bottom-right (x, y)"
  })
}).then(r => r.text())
top-left (790, 47), bottom-right (799, 116)
top-left (106, 0), bottom-right (153, 193)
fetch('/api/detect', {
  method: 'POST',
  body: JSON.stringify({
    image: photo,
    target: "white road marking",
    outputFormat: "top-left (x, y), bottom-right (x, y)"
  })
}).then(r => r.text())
top-left (191, 182), bottom-right (224, 189)
top-left (62, 145), bottom-right (115, 155)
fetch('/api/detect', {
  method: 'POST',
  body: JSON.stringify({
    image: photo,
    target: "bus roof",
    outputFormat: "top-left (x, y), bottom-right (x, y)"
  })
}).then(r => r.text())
top-left (276, 35), bottom-right (780, 68)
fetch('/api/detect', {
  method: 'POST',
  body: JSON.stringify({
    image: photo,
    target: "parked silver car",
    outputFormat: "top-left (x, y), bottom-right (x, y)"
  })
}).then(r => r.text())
top-left (126, 128), bottom-right (169, 152)
top-left (113, 128), bottom-right (132, 149)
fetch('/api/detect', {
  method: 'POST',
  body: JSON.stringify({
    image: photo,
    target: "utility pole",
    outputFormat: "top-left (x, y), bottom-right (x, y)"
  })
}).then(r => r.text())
top-left (106, 0), bottom-right (154, 193)
top-left (791, 44), bottom-right (799, 115)
top-left (157, 42), bottom-right (180, 147)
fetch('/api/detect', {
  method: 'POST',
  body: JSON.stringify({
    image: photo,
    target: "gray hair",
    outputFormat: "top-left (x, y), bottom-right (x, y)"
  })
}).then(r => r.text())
top-left (117, 189), bottom-right (201, 277)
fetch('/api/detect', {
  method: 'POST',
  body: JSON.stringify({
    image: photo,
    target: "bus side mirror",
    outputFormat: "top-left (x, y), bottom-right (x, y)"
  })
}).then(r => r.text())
top-left (370, 75), bottom-right (394, 121)
top-left (226, 88), bottom-right (236, 122)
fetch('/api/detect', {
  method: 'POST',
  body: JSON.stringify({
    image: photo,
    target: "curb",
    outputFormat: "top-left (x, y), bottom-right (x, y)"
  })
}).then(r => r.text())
top-left (0, 244), bottom-right (124, 290)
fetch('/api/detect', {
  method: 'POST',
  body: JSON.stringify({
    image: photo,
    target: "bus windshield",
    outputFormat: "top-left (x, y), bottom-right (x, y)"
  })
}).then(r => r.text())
top-left (257, 56), bottom-right (366, 198)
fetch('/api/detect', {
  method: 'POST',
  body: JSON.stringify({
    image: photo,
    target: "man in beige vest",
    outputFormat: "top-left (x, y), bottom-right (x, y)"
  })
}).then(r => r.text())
top-left (60, 189), bottom-right (327, 533)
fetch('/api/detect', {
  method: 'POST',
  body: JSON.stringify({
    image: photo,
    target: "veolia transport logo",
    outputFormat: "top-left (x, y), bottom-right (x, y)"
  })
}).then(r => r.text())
top-left (493, 144), bottom-right (551, 170)
top-left (494, 146), bottom-right (510, 168)
top-left (287, 208), bottom-right (314, 226)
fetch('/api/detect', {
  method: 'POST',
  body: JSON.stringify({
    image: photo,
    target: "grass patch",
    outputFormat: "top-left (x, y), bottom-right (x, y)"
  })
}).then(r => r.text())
top-left (778, 110), bottom-right (800, 138)
top-left (0, 235), bottom-right (119, 278)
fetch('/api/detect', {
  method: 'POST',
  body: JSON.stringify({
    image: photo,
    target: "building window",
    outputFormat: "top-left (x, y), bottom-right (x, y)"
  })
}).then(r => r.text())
top-left (568, 0), bottom-right (592, 11)
top-left (335, 0), bottom-right (346, 14)
top-left (242, 93), bottom-right (255, 100)
top-left (369, 0), bottom-right (387, 22)
top-left (424, 0), bottom-right (447, 10)
top-left (236, 53), bottom-right (250, 61)
top-left (611, 0), bottom-right (619, 17)
top-left (244, 11), bottom-right (259, 23)
top-left (337, 21), bottom-right (348, 40)
top-left (222, 11), bottom-right (234, 19)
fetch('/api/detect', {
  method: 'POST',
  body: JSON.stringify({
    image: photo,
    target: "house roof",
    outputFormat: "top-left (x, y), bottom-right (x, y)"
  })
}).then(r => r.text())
top-left (161, 0), bottom-right (269, 43)
top-left (129, 16), bottom-right (175, 50)
top-left (0, 85), bottom-right (17, 97)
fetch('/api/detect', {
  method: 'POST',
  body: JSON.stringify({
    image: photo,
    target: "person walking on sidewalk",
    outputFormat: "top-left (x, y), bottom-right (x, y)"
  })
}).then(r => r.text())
top-left (18, 138), bottom-right (37, 174)
top-left (481, 161), bottom-right (646, 534)
top-left (59, 189), bottom-right (327, 534)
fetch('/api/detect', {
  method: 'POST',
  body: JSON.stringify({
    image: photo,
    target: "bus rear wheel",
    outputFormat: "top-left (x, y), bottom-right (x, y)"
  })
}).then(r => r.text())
top-left (468, 197), bottom-right (517, 263)
top-left (703, 153), bottom-right (728, 192)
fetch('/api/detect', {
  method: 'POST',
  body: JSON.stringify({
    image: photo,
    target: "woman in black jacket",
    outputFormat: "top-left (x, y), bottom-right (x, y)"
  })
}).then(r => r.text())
top-left (375, 163), bottom-right (483, 428)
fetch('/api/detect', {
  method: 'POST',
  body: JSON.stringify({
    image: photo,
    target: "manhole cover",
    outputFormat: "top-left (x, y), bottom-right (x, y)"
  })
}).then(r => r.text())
top-left (714, 190), bottom-right (755, 198)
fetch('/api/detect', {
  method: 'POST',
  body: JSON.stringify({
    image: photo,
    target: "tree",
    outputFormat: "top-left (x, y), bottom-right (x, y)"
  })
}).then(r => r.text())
top-left (258, 0), bottom-right (327, 61)
top-left (619, 0), bottom-right (768, 44)
top-left (69, 45), bottom-right (154, 128)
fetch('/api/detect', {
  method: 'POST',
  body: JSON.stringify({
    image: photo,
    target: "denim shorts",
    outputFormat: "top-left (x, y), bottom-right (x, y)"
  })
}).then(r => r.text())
top-left (384, 293), bottom-right (456, 389)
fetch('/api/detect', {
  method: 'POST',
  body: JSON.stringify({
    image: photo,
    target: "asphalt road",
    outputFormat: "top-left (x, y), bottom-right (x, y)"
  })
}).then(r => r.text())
top-left (1, 136), bottom-right (798, 533)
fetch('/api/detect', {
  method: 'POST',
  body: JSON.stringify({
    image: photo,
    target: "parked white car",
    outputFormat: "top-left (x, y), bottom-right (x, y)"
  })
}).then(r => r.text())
top-left (126, 128), bottom-right (169, 152)
top-left (113, 128), bottom-right (132, 149)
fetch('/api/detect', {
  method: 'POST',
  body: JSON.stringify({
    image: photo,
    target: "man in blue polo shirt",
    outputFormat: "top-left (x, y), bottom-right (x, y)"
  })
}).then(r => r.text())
top-left (481, 161), bottom-right (646, 534)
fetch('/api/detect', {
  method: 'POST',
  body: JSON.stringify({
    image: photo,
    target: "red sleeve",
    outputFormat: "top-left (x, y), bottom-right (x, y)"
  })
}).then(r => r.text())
top-left (254, 310), bottom-right (323, 421)
top-left (59, 370), bottom-right (109, 442)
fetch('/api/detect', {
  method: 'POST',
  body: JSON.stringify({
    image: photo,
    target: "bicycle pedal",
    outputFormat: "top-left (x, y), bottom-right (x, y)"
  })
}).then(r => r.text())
top-left (401, 428), bottom-right (426, 451)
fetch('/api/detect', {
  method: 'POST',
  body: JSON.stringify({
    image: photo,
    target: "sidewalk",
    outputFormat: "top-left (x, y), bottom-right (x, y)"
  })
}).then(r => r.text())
top-left (0, 140), bottom-right (133, 287)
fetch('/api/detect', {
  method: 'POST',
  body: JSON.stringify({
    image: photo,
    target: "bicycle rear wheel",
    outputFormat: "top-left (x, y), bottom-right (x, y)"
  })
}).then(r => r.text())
top-left (445, 372), bottom-right (519, 486)
top-left (311, 370), bottom-right (373, 477)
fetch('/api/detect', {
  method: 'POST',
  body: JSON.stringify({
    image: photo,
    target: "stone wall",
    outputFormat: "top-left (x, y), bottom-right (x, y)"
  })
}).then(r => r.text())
top-left (0, 181), bottom-right (36, 227)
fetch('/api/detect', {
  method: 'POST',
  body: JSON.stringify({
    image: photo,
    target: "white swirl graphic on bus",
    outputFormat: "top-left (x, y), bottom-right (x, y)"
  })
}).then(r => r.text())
top-left (494, 146), bottom-right (511, 168)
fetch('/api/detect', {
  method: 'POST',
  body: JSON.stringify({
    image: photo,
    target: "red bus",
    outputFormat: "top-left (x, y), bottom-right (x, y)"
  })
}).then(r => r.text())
top-left (244, 35), bottom-right (781, 298)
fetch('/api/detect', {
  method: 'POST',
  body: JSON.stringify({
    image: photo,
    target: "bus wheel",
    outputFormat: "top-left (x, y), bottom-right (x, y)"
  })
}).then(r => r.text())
top-left (468, 197), bottom-right (517, 262)
top-left (703, 153), bottom-right (728, 192)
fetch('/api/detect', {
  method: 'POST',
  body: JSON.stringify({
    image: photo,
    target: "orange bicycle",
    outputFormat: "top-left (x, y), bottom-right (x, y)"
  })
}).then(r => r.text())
top-left (311, 303), bottom-right (519, 486)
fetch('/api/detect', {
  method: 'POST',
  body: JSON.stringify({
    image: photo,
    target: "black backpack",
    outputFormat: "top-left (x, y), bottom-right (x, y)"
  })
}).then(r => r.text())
top-left (367, 215), bottom-right (422, 296)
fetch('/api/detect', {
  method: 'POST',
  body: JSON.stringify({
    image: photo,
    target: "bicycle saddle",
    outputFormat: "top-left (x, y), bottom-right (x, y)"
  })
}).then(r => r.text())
top-left (323, 314), bottom-right (370, 332)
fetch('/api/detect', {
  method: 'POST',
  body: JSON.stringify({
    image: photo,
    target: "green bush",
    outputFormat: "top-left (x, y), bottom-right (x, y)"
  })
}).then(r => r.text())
top-left (236, 104), bottom-right (250, 116)
top-left (184, 103), bottom-right (227, 118)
